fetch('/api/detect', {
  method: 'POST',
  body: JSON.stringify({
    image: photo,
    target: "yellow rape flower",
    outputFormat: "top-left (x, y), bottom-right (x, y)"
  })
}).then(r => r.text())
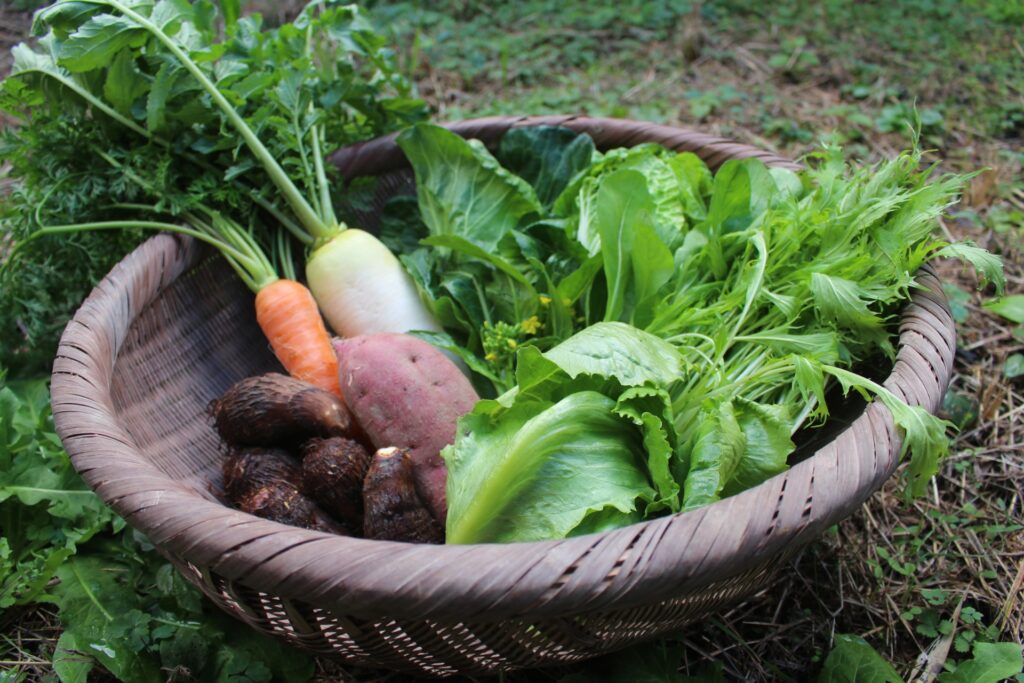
top-left (520, 315), bottom-right (542, 335)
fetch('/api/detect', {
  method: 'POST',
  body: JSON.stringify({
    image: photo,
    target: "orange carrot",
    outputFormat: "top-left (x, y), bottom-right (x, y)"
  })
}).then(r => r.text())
top-left (255, 279), bottom-right (341, 398)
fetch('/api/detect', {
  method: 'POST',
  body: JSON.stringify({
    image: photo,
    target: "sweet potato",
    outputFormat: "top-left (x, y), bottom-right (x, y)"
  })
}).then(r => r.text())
top-left (210, 373), bottom-right (356, 447)
top-left (334, 334), bottom-right (479, 524)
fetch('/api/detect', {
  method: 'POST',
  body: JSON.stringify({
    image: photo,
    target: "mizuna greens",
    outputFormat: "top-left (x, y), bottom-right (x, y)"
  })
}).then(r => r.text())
top-left (387, 124), bottom-right (1002, 544)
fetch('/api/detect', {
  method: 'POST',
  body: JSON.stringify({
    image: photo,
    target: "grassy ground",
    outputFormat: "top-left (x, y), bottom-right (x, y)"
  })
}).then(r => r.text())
top-left (2, 0), bottom-right (1023, 681)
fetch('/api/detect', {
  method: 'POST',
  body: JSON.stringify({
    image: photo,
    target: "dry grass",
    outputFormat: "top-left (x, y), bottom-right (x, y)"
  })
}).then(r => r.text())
top-left (0, 606), bottom-right (69, 682)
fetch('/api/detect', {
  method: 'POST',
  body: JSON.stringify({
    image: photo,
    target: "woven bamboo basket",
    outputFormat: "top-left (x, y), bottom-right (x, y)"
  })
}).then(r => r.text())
top-left (50, 116), bottom-right (956, 677)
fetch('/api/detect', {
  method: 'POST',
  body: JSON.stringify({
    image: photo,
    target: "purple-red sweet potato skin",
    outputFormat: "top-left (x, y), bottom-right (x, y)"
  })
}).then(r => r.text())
top-left (334, 334), bottom-right (478, 524)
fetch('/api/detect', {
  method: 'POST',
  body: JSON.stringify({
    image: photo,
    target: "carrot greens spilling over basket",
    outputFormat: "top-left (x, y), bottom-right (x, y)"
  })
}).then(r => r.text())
top-left (0, 2), bottom-right (1003, 546)
top-left (0, 0), bottom-right (429, 377)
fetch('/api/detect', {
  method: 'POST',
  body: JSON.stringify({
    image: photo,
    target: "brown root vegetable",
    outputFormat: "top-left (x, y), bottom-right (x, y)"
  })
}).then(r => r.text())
top-left (221, 447), bottom-right (345, 534)
top-left (221, 447), bottom-right (300, 500)
top-left (235, 484), bottom-right (346, 534)
top-left (300, 437), bottom-right (371, 531)
top-left (210, 373), bottom-right (356, 447)
top-left (335, 335), bottom-right (479, 525)
top-left (363, 447), bottom-right (443, 544)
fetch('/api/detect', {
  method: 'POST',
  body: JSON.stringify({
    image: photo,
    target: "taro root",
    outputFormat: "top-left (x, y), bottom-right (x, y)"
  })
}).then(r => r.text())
top-left (221, 447), bottom-right (301, 500)
top-left (301, 437), bottom-right (371, 532)
top-left (363, 447), bottom-right (444, 544)
top-left (235, 484), bottom-right (346, 534)
top-left (210, 372), bottom-right (357, 447)
top-left (221, 447), bottom-right (345, 534)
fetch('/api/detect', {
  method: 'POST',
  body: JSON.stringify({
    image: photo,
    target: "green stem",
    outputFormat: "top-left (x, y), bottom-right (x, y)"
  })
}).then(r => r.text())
top-left (249, 194), bottom-right (312, 245)
top-left (26, 220), bottom-right (261, 290)
top-left (99, 0), bottom-right (330, 241)
top-left (29, 219), bottom-right (226, 254)
top-left (187, 212), bottom-right (277, 291)
top-left (216, 217), bottom-right (277, 285)
top-left (108, 203), bottom-right (155, 211)
top-left (275, 230), bottom-right (298, 281)
top-left (292, 109), bottom-right (319, 217)
top-left (297, 19), bottom-right (322, 219)
top-left (705, 359), bottom-right (794, 403)
top-left (665, 331), bottom-right (717, 348)
top-left (310, 119), bottom-right (339, 228)
top-left (151, 617), bottom-right (200, 630)
top-left (71, 562), bottom-right (114, 623)
top-left (33, 173), bottom-right (83, 226)
top-left (721, 231), bottom-right (768, 362)
top-left (304, 12), bottom-right (340, 231)
top-left (791, 398), bottom-right (818, 435)
top-left (2, 487), bottom-right (96, 497)
top-left (17, 66), bottom-right (152, 141)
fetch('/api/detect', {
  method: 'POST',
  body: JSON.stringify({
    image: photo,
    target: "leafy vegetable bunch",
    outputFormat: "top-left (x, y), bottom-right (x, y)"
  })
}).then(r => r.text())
top-left (0, 0), bottom-right (427, 376)
top-left (381, 124), bottom-right (1002, 544)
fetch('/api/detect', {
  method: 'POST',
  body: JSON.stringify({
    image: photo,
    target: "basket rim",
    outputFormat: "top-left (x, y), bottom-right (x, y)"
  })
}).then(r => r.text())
top-left (50, 115), bottom-right (955, 623)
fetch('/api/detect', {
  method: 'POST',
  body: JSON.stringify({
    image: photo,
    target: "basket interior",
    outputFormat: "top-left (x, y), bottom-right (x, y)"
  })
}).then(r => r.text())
top-left (110, 257), bottom-right (281, 500)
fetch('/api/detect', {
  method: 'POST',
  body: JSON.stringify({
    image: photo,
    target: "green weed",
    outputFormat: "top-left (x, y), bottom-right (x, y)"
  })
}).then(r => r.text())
top-left (0, 378), bottom-right (314, 681)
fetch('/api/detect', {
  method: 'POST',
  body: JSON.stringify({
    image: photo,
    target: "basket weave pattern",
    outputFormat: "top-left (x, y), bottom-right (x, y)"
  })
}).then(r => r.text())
top-left (51, 116), bottom-right (955, 676)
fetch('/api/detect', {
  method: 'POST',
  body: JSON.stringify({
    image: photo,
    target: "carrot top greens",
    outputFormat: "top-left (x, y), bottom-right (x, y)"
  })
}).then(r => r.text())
top-left (0, 0), bottom-right (425, 373)
top-left (24, 0), bottom-right (424, 243)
